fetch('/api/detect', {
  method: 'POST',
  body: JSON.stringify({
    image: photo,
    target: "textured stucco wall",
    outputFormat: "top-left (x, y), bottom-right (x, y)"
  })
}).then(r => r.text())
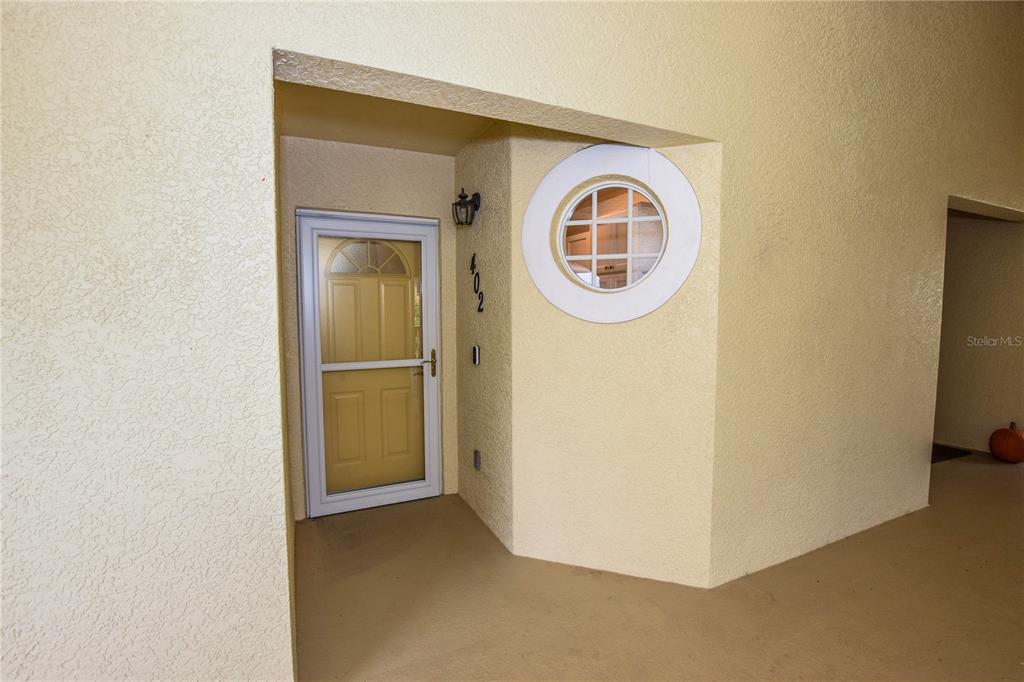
top-left (277, 136), bottom-right (458, 521)
top-left (1, 5), bottom-right (295, 679)
top-left (454, 124), bottom-right (515, 548)
top-left (3, 2), bottom-right (1023, 677)
top-left (509, 127), bottom-right (722, 586)
top-left (453, 125), bottom-right (722, 585)
top-left (706, 3), bottom-right (1023, 586)
top-left (933, 216), bottom-right (1024, 452)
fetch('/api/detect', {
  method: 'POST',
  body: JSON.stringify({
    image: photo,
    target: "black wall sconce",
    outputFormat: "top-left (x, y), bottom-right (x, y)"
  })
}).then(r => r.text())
top-left (452, 188), bottom-right (482, 226)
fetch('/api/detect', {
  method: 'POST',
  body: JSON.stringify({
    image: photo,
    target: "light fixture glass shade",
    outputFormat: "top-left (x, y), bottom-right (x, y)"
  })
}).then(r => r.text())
top-left (452, 188), bottom-right (481, 225)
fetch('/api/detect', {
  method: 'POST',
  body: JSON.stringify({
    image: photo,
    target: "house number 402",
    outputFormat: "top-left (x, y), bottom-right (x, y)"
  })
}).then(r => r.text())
top-left (469, 253), bottom-right (484, 312)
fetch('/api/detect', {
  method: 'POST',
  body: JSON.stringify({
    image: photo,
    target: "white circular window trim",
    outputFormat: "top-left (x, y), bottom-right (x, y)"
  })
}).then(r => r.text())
top-left (523, 144), bottom-right (701, 323)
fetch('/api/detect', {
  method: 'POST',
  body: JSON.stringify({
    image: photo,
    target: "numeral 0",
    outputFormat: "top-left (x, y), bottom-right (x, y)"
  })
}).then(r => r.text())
top-left (470, 253), bottom-right (484, 312)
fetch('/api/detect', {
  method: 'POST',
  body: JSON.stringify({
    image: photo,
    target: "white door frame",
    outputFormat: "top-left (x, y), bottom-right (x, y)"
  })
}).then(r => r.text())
top-left (296, 208), bottom-right (442, 517)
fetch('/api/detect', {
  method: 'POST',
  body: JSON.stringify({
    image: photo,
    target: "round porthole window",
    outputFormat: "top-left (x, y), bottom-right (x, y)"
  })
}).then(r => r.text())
top-left (557, 181), bottom-right (666, 292)
top-left (523, 144), bottom-right (701, 323)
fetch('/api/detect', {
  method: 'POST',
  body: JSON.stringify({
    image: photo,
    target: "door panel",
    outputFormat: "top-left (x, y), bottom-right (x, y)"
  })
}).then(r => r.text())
top-left (328, 390), bottom-right (365, 464)
top-left (324, 280), bottom-right (361, 362)
top-left (322, 367), bottom-right (425, 494)
top-left (379, 280), bottom-right (413, 359)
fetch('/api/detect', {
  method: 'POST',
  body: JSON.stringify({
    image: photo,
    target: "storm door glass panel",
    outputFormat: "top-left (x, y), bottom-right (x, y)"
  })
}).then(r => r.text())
top-left (321, 367), bottom-right (425, 494)
top-left (317, 236), bottom-right (426, 494)
top-left (318, 237), bottom-right (422, 364)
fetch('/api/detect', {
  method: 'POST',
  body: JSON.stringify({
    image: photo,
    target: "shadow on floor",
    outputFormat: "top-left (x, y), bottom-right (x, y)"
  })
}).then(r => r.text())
top-left (931, 442), bottom-right (974, 463)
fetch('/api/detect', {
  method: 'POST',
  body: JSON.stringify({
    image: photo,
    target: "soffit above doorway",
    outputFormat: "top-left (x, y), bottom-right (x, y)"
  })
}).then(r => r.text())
top-left (947, 196), bottom-right (1024, 223)
top-left (275, 81), bottom-right (497, 156)
top-left (273, 49), bottom-right (708, 149)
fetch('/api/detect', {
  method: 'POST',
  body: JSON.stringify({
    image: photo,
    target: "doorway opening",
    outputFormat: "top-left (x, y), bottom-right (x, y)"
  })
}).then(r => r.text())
top-left (932, 198), bottom-right (1023, 463)
top-left (271, 50), bottom-right (718, 678)
top-left (297, 210), bottom-right (443, 516)
top-left (275, 82), bottom-right (501, 521)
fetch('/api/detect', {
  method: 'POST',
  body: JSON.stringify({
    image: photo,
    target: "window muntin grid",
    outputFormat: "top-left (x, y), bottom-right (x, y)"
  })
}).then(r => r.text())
top-left (558, 182), bottom-right (666, 292)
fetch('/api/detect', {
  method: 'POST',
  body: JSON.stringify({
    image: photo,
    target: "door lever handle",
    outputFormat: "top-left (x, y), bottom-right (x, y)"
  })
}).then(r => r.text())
top-left (422, 349), bottom-right (437, 378)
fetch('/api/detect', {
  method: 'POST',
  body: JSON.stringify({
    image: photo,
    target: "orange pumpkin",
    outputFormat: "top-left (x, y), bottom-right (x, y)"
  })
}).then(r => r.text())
top-left (989, 422), bottom-right (1024, 463)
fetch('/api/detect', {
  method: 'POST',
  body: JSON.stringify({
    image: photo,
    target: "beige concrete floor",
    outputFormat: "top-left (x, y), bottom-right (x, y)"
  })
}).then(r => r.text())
top-left (295, 455), bottom-right (1023, 680)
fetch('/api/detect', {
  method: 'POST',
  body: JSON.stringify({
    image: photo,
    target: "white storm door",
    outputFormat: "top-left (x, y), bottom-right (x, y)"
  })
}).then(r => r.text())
top-left (297, 209), bottom-right (441, 517)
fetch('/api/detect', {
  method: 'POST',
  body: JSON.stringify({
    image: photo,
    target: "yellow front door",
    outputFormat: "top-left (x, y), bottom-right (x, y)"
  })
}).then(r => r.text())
top-left (321, 367), bottom-right (424, 493)
top-left (317, 237), bottom-right (426, 494)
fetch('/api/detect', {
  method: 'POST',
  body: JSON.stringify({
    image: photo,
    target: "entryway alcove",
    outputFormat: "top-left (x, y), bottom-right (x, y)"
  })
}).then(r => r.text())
top-left (274, 50), bottom-right (722, 588)
top-left (932, 197), bottom-right (1024, 461)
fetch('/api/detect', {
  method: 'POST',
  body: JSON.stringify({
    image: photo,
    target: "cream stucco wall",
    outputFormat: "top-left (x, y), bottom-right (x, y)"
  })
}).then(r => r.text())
top-left (933, 216), bottom-right (1024, 453)
top-left (509, 128), bottom-right (722, 586)
top-left (2, 6), bottom-right (295, 679)
top-left (3, 2), bottom-right (1023, 677)
top-left (453, 124), bottom-right (515, 547)
top-left (276, 136), bottom-right (459, 520)
top-left (451, 124), bottom-right (722, 585)
top-left (706, 3), bottom-right (1023, 586)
